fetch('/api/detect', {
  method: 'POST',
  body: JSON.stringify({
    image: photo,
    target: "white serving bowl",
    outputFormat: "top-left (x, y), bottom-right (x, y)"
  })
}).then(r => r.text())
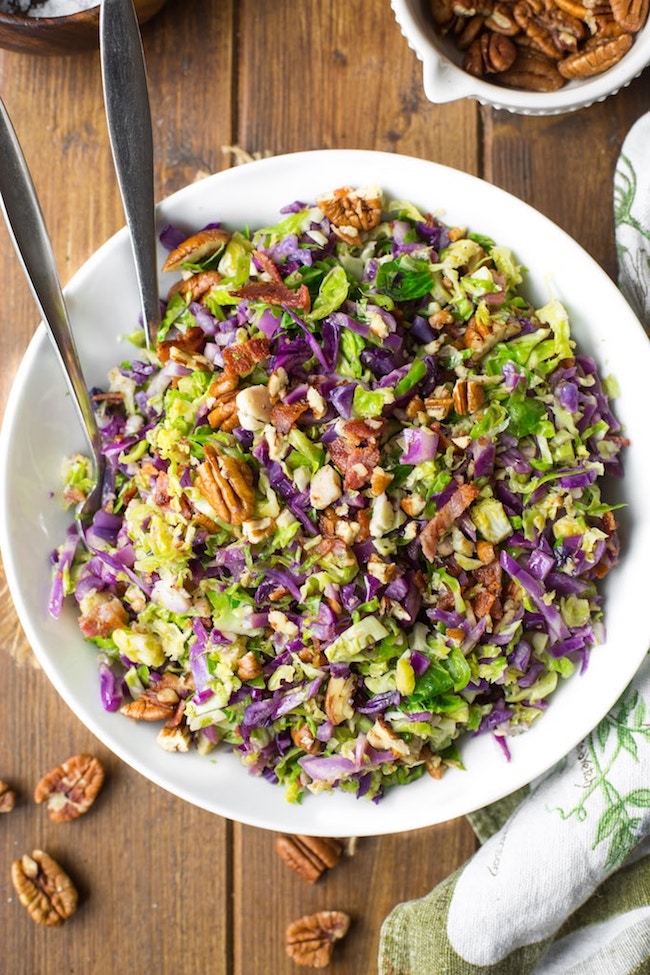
top-left (392, 0), bottom-right (650, 115)
top-left (1, 149), bottom-right (650, 836)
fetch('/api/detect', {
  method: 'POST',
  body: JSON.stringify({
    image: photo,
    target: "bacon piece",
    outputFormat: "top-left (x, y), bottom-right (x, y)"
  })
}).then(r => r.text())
top-left (222, 337), bottom-right (270, 376)
top-left (233, 281), bottom-right (311, 311)
top-left (252, 249), bottom-right (283, 284)
top-left (420, 483), bottom-right (480, 561)
top-left (327, 437), bottom-right (380, 490)
top-left (270, 399), bottom-right (309, 434)
top-left (78, 592), bottom-right (129, 640)
top-left (337, 418), bottom-right (385, 445)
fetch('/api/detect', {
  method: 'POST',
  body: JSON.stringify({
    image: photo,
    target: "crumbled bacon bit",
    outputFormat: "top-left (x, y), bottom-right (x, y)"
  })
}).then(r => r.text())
top-left (271, 399), bottom-right (309, 434)
top-left (420, 483), bottom-right (480, 561)
top-left (328, 438), bottom-right (380, 490)
top-left (233, 281), bottom-right (311, 312)
top-left (252, 250), bottom-right (284, 284)
top-left (222, 337), bottom-right (271, 376)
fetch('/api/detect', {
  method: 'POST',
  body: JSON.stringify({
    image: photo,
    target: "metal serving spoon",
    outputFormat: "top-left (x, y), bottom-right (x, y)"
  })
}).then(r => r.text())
top-left (100, 0), bottom-right (160, 350)
top-left (0, 98), bottom-right (105, 527)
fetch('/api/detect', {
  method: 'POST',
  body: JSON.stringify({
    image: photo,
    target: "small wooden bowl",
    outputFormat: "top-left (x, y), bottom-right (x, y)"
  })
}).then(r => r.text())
top-left (0, 0), bottom-right (168, 55)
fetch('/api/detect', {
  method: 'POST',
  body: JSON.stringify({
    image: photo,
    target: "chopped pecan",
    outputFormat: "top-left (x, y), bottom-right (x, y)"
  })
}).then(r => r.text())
top-left (233, 280), bottom-right (311, 311)
top-left (275, 834), bottom-right (344, 883)
top-left (207, 390), bottom-right (240, 431)
top-left (270, 399), bottom-right (309, 434)
top-left (285, 910), bottom-right (351, 968)
top-left (34, 754), bottom-right (105, 823)
top-left (11, 850), bottom-right (78, 926)
top-left (290, 723), bottom-right (323, 755)
top-left (209, 369), bottom-right (239, 399)
top-left (157, 325), bottom-right (206, 364)
top-left (476, 539), bottom-right (496, 563)
top-left (0, 779), bottom-right (16, 812)
top-left (464, 314), bottom-right (522, 358)
top-left (157, 722), bottom-right (192, 752)
top-left (237, 651), bottom-right (263, 680)
top-left (166, 269), bottom-right (223, 304)
top-left (609, 0), bottom-right (649, 30)
top-left (316, 185), bottom-right (383, 245)
top-left (195, 444), bottom-right (256, 526)
top-left (162, 227), bottom-right (230, 273)
top-left (222, 337), bottom-right (270, 376)
top-left (559, 31), bottom-right (633, 76)
top-left (324, 674), bottom-right (356, 726)
top-left (366, 717), bottom-right (411, 758)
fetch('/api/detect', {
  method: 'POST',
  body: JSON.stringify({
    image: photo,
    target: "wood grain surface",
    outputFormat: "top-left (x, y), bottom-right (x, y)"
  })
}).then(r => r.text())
top-left (0, 2), bottom-right (647, 973)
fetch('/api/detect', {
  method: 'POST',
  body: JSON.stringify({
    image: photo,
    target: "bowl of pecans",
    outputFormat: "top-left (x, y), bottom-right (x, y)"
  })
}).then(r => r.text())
top-left (0, 0), bottom-right (168, 55)
top-left (391, 0), bottom-right (650, 114)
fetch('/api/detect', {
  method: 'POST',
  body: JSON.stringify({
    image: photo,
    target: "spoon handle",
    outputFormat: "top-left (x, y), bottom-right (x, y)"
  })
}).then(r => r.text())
top-left (0, 98), bottom-right (102, 469)
top-left (100, 0), bottom-right (160, 349)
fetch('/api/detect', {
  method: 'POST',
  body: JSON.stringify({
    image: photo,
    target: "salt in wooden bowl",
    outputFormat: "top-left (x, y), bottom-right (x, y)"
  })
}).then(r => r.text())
top-left (0, 0), bottom-right (168, 55)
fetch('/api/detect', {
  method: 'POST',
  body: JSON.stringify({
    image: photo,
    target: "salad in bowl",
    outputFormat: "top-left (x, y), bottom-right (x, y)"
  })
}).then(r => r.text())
top-left (50, 181), bottom-right (624, 805)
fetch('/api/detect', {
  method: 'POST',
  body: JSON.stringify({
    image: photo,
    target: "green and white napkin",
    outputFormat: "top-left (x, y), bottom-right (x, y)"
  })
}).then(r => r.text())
top-left (378, 113), bottom-right (650, 975)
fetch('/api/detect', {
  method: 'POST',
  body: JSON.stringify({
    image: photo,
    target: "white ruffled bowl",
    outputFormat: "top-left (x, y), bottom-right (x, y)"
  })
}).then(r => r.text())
top-left (391, 0), bottom-right (650, 115)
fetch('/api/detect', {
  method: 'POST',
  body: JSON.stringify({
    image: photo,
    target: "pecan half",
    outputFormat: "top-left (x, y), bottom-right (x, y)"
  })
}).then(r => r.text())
top-left (275, 834), bottom-right (344, 883)
top-left (11, 850), bottom-right (78, 926)
top-left (166, 269), bottom-right (223, 304)
top-left (195, 444), bottom-right (256, 526)
top-left (465, 32), bottom-right (518, 73)
top-left (316, 185), bottom-right (383, 244)
top-left (120, 672), bottom-right (193, 723)
top-left (285, 910), bottom-right (351, 968)
top-left (162, 227), bottom-right (230, 273)
top-left (559, 31), bottom-right (633, 76)
top-left (610, 0), bottom-right (649, 30)
top-left (452, 378), bottom-right (486, 413)
top-left (34, 754), bottom-right (105, 823)
top-left (0, 778), bottom-right (16, 812)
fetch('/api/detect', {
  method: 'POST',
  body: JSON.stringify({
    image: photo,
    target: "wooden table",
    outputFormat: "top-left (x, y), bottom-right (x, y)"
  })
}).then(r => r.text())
top-left (0, 2), bottom-right (647, 972)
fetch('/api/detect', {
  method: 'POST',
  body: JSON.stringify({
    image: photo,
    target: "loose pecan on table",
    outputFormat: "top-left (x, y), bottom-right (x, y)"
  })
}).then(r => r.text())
top-left (275, 834), bottom-right (344, 883)
top-left (0, 778), bottom-right (17, 812)
top-left (34, 754), bottom-right (105, 823)
top-left (285, 910), bottom-right (351, 968)
top-left (11, 850), bottom-right (78, 927)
